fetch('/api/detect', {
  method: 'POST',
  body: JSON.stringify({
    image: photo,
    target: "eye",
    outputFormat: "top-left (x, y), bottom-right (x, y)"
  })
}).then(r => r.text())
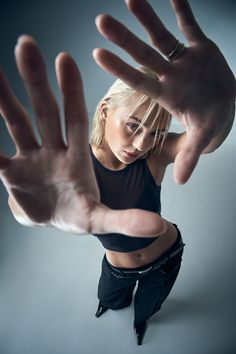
top-left (157, 129), bottom-right (168, 136)
top-left (127, 122), bottom-right (139, 132)
top-left (149, 129), bottom-right (168, 138)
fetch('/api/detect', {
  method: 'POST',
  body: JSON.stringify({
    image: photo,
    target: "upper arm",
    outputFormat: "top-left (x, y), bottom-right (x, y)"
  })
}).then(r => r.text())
top-left (160, 132), bottom-right (187, 166)
top-left (147, 132), bottom-right (187, 185)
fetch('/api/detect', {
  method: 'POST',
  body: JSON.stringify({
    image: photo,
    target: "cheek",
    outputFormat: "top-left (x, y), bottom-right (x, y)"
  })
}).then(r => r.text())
top-left (107, 122), bottom-right (128, 143)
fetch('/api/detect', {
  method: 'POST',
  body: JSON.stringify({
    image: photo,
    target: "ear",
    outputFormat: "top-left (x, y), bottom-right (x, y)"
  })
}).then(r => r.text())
top-left (99, 101), bottom-right (108, 122)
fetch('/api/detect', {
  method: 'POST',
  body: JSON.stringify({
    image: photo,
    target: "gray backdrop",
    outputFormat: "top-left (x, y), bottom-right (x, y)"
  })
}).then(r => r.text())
top-left (0, 1), bottom-right (236, 354)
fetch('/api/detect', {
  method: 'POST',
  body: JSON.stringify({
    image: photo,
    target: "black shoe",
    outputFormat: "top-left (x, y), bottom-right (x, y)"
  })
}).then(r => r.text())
top-left (95, 301), bottom-right (109, 318)
top-left (133, 321), bottom-right (147, 345)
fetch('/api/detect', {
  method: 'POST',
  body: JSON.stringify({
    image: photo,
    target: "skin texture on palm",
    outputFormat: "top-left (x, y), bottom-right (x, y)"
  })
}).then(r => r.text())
top-left (0, 36), bottom-right (167, 237)
top-left (93, 0), bottom-right (235, 184)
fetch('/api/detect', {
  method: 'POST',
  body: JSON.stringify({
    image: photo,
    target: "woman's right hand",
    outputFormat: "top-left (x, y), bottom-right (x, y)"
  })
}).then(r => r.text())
top-left (0, 36), bottom-right (167, 237)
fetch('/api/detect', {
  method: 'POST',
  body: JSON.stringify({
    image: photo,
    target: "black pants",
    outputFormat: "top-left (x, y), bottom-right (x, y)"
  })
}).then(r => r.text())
top-left (97, 225), bottom-right (185, 326)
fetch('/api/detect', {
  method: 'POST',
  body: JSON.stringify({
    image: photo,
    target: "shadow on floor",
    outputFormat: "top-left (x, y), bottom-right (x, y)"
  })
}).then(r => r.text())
top-left (149, 295), bottom-right (207, 325)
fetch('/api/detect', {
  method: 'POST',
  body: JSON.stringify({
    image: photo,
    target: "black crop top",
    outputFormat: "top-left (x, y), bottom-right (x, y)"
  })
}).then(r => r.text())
top-left (90, 145), bottom-right (161, 252)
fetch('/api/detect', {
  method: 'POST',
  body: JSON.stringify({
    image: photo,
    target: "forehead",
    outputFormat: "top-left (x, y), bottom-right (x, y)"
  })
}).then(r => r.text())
top-left (122, 95), bottom-right (161, 129)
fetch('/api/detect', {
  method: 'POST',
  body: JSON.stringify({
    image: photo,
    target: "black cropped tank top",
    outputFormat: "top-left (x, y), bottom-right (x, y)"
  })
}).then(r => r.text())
top-left (90, 145), bottom-right (161, 252)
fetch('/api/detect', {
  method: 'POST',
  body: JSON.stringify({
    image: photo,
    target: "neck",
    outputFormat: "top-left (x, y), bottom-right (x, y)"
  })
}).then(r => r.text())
top-left (91, 144), bottom-right (127, 171)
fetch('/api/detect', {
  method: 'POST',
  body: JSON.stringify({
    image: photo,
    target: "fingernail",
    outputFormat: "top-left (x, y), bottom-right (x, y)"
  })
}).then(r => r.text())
top-left (95, 14), bottom-right (104, 27)
top-left (16, 35), bottom-right (36, 46)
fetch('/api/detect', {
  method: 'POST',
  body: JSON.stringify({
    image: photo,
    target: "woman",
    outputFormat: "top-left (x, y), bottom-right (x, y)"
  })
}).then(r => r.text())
top-left (0, 0), bottom-right (234, 347)
top-left (88, 63), bottom-right (233, 344)
top-left (90, 67), bottom-right (186, 345)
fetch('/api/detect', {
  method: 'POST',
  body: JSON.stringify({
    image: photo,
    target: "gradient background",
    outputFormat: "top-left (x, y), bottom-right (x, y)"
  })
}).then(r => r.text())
top-left (0, 1), bottom-right (236, 353)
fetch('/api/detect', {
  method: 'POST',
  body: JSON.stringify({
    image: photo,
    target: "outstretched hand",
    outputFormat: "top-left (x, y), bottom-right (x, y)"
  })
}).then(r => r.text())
top-left (93, 0), bottom-right (235, 184)
top-left (0, 36), bottom-right (166, 237)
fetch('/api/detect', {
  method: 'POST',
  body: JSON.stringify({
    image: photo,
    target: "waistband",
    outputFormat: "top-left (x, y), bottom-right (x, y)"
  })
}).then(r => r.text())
top-left (105, 224), bottom-right (185, 277)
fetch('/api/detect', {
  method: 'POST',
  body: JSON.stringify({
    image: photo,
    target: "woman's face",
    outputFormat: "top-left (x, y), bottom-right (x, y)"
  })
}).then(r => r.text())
top-left (101, 97), bottom-right (166, 166)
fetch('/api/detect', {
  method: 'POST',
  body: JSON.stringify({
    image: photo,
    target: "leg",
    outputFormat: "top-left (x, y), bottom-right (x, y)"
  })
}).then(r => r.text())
top-left (96, 255), bottom-right (136, 316)
top-left (133, 250), bottom-right (183, 345)
top-left (134, 251), bottom-right (183, 325)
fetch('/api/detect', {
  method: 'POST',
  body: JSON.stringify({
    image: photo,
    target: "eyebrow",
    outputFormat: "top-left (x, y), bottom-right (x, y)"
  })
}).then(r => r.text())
top-left (128, 115), bottom-right (167, 133)
top-left (129, 116), bottom-right (141, 123)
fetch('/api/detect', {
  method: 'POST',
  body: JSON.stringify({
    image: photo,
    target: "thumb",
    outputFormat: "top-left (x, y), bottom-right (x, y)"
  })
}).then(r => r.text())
top-left (93, 205), bottom-right (167, 237)
top-left (173, 129), bottom-right (211, 184)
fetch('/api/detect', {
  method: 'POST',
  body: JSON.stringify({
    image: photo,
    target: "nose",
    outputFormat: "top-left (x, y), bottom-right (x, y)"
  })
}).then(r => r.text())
top-left (132, 133), bottom-right (150, 152)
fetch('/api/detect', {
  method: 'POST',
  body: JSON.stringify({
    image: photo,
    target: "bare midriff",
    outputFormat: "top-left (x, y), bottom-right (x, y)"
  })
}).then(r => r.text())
top-left (105, 222), bottom-right (178, 268)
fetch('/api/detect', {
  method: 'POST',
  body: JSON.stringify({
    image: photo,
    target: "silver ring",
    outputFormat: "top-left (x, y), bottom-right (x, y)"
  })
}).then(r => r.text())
top-left (166, 41), bottom-right (186, 62)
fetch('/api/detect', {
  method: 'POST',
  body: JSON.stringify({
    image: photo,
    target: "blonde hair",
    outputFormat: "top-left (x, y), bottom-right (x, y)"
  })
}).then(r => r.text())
top-left (90, 67), bottom-right (172, 158)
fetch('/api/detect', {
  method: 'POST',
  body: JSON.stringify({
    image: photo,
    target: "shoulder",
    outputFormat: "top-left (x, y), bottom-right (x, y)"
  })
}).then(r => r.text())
top-left (145, 132), bottom-right (185, 185)
top-left (157, 132), bottom-right (187, 166)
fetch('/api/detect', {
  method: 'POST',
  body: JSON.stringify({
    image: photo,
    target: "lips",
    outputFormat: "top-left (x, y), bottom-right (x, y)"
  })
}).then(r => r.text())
top-left (124, 150), bottom-right (138, 158)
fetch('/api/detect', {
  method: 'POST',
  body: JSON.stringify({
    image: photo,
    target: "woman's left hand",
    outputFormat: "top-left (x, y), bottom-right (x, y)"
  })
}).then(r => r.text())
top-left (93, 0), bottom-right (235, 184)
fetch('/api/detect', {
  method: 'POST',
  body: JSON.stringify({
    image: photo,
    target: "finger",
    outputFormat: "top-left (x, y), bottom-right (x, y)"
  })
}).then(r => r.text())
top-left (171, 0), bottom-right (207, 44)
top-left (0, 67), bottom-right (39, 152)
top-left (173, 129), bottom-right (212, 184)
top-left (55, 53), bottom-right (89, 153)
top-left (15, 35), bottom-right (65, 148)
top-left (0, 153), bottom-right (10, 170)
top-left (93, 48), bottom-right (161, 99)
top-left (125, 0), bottom-right (179, 57)
top-left (92, 204), bottom-right (167, 237)
top-left (95, 14), bottom-right (169, 76)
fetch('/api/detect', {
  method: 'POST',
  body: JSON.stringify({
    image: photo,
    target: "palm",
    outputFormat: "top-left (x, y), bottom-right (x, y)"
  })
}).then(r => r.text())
top-left (2, 148), bottom-right (99, 232)
top-left (0, 36), bottom-right (166, 237)
top-left (156, 42), bottom-right (233, 130)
